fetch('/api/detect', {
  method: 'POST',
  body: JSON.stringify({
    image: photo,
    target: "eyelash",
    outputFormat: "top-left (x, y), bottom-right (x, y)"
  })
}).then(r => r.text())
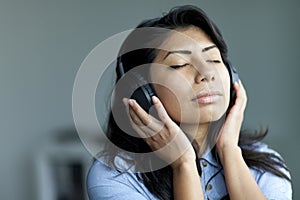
top-left (169, 63), bottom-right (189, 69)
top-left (169, 60), bottom-right (221, 69)
top-left (206, 60), bottom-right (221, 63)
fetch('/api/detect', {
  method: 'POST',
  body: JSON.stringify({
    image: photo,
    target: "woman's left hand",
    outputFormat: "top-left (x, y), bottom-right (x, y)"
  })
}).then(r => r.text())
top-left (216, 80), bottom-right (247, 162)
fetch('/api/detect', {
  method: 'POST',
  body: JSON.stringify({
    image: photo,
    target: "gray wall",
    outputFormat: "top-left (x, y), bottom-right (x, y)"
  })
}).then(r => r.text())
top-left (1, 0), bottom-right (299, 199)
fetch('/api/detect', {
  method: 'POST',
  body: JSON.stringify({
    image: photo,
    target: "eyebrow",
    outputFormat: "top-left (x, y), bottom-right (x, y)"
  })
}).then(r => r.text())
top-left (163, 44), bottom-right (217, 60)
top-left (163, 50), bottom-right (191, 60)
top-left (202, 44), bottom-right (217, 52)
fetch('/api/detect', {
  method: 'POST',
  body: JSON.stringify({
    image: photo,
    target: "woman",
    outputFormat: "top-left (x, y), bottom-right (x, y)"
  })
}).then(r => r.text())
top-left (87, 5), bottom-right (292, 200)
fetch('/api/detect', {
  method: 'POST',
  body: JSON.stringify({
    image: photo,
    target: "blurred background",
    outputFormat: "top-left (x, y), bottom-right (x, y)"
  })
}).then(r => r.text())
top-left (1, 0), bottom-right (299, 199)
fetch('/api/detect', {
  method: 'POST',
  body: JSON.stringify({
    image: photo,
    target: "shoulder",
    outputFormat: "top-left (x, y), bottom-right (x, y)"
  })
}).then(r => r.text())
top-left (244, 142), bottom-right (293, 199)
top-left (87, 158), bottom-right (123, 188)
top-left (87, 158), bottom-right (158, 200)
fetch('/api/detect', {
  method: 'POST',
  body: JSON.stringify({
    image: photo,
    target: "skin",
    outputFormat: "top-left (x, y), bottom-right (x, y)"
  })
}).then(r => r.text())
top-left (123, 26), bottom-right (267, 199)
top-left (150, 26), bottom-right (230, 150)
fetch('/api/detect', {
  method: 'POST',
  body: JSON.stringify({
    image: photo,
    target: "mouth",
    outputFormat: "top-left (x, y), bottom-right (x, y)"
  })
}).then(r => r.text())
top-left (192, 90), bottom-right (222, 104)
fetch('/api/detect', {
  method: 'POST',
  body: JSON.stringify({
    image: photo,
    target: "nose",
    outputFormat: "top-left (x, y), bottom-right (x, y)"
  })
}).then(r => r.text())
top-left (195, 69), bottom-right (215, 83)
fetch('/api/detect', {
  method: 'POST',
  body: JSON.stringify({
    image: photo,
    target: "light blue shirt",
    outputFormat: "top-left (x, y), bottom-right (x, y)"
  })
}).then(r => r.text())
top-left (87, 144), bottom-right (292, 199)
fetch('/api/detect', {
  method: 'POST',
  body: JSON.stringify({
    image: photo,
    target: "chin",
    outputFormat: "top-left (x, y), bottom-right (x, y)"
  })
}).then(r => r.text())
top-left (178, 111), bottom-right (224, 125)
top-left (200, 105), bottom-right (227, 122)
top-left (170, 104), bottom-right (229, 124)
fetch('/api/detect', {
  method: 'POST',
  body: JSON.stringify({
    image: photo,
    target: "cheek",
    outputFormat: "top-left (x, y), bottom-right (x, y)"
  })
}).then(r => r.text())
top-left (153, 83), bottom-right (185, 122)
top-left (152, 72), bottom-right (191, 122)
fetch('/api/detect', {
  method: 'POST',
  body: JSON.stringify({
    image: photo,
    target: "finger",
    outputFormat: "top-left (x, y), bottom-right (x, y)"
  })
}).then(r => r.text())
top-left (238, 80), bottom-right (247, 110)
top-left (128, 102), bottom-right (144, 126)
top-left (233, 80), bottom-right (247, 110)
top-left (122, 97), bottom-right (131, 118)
top-left (123, 98), bottom-right (149, 138)
top-left (128, 99), bottom-right (150, 126)
top-left (123, 98), bottom-right (145, 134)
top-left (123, 98), bottom-right (143, 126)
top-left (126, 111), bottom-right (168, 144)
top-left (152, 96), bottom-right (177, 130)
top-left (133, 123), bottom-right (155, 139)
top-left (128, 99), bottom-right (164, 132)
top-left (139, 125), bottom-right (171, 146)
top-left (237, 80), bottom-right (247, 109)
top-left (136, 123), bottom-right (157, 139)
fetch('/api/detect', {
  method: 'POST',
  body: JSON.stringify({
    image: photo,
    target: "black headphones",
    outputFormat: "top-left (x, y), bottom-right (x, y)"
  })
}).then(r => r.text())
top-left (226, 61), bottom-right (239, 109)
top-left (117, 57), bottom-right (239, 113)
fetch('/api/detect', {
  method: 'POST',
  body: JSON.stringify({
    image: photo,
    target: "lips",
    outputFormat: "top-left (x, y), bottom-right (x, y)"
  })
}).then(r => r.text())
top-left (192, 90), bottom-right (222, 104)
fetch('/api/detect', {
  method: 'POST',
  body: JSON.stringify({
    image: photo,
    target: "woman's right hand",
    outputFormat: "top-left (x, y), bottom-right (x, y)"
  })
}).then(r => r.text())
top-left (123, 96), bottom-right (196, 169)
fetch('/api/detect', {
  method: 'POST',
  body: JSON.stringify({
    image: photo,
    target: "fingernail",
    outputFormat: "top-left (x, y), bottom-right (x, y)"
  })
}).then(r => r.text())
top-left (129, 99), bottom-right (134, 107)
top-left (122, 98), bottom-right (128, 105)
top-left (152, 96), bottom-right (159, 104)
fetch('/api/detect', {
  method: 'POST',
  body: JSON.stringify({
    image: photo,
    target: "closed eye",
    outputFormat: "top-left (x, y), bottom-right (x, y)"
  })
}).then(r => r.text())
top-left (170, 60), bottom-right (221, 69)
top-left (169, 63), bottom-right (189, 69)
top-left (206, 60), bottom-right (221, 63)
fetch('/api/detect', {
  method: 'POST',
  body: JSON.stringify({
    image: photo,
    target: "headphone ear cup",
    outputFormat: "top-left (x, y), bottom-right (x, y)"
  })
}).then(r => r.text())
top-left (226, 62), bottom-right (239, 109)
top-left (116, 58), bottom-right (156, 112)
top-left (131, 84), bottom-right (155, 112)
top-left (129, 73), bottom-right (156, 113)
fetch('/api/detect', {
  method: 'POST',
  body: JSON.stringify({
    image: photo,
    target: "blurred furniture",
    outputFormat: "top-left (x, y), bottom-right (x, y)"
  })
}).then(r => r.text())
top-left (35, 134), bottom-right (92, 200)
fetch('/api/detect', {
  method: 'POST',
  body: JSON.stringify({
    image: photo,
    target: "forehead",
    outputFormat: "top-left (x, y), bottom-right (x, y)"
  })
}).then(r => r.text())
top-left (155, 26), bottom-right (215, 60)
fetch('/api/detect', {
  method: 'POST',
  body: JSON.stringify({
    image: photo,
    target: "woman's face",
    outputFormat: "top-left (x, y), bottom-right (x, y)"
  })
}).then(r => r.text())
top-left (150, 26), bottom-right (230, 124)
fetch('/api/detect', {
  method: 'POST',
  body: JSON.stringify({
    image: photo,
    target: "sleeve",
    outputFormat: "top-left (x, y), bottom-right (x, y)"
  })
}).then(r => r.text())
top-left (88, 185), bottom-right (149, 200)
top-left (250, 143), bottom-right (293, 200)
top-left (87, 160), bottom-right (153, 200)
top-left (256, 170), bottom-right (292, 200)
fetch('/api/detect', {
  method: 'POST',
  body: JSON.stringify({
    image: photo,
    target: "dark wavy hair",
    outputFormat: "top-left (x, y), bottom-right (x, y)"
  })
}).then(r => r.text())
top-left (103, 5), bottom-right (291, 200)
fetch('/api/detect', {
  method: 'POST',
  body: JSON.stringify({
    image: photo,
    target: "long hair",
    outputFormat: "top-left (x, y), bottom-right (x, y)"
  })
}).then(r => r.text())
top-left (103, 5), bottom-right (291, 200)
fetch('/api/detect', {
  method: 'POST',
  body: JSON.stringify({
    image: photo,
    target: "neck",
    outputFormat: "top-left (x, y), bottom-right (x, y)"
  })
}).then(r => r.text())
top-left (181, 115), bottom-right (226, 157)
top-left (180, 123), bottom-right (210, 156)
